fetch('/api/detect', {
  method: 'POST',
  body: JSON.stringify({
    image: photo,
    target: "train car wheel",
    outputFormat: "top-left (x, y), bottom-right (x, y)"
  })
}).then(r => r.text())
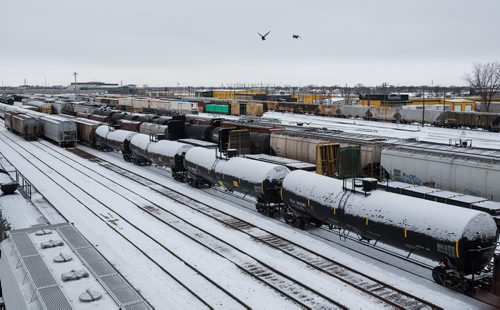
top-left (284, 213), bottom-right (294, 225)
top-left (432, 266), bottom-right (447, 286)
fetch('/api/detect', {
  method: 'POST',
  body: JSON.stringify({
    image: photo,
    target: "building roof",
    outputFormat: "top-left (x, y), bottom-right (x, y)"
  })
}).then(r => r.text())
top-left (0, 223), bottom-right (151, 310)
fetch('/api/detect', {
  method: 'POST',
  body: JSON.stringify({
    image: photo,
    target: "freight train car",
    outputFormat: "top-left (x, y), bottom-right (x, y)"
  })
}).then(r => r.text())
top-left (117, 119), bottom-right (142, 132)
top-left (184, 147), bottom-right (290, 216)
top-left (4, 111), bottom-right (41, 140)
top-left (339, 105), bottom-right (370, 119)
top-left (74, 118), bottom-right (103, 145)
top-left (129, 134), bottom-right (193, 178)
top-left (282, 170), bottom-right (497, 292)
top-left (367, 106), bottom-right (400, 122)
top-left (399, 109), bottom-right (442, 124)
top-left (273, 102), bottom-right (319, 114)
top-left (270, 129), bottom-right (384, 177)
top-left (95, 125), bottom-right (137, 160)
top-left (205, 104), bottom-right (231, 115)
top-left (381, 142), bottom-right (500, 202)
top-left (318, 104), bottom-right (341, 117)
top-left (39, 116), bottom-right (77, 147)
top-left (139, 122), bottom-right (169, 136)
top-left (436, 111), bottom-right (500, 131)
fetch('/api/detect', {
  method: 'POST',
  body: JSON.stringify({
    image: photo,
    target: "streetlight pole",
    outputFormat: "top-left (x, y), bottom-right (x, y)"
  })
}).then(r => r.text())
top-left (73, 72), bottom-right (78, 95)
top-left (422, 87), bottom-right (425, 128)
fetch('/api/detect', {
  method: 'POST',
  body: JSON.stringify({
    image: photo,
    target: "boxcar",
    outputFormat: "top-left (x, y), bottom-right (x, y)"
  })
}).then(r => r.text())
top-left (117, 119), bottom-right (142, 132)
top-left (89, 114), bottom-right (112, 124)
top-left (5, 111), bottom-right (41, 140)
top-left (74, 118), bottom-right (103, 145)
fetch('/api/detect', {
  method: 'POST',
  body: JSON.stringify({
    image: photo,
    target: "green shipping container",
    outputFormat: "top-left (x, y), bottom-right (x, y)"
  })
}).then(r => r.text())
top-left (205, 104), bottom-right (230, 114)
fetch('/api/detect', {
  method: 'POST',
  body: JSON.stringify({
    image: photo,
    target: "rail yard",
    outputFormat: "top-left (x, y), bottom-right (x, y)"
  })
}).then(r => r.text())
top-left (0, 92), bottom-right (499, 310)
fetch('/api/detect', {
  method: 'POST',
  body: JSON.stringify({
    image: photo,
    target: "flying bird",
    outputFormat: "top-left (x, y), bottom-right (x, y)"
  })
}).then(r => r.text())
top-left (257, 31), bottom-right (271, 41)
top-left (292, 34), bottom-right (302, 40)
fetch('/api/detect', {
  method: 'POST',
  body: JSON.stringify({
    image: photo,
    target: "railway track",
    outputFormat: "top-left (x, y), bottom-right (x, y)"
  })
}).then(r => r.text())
top-left (35, 141), bottom-right (442, 309)
top-left (31, 141), bottom-right (349, 309)
top-left (1, 132), bottom-right (350, 309)
top-left (0, 132), bottom-right (250, 310)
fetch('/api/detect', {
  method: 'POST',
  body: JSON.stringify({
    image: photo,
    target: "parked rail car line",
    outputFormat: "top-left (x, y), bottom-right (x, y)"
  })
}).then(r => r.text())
top-left (37, 140), bottom-right (440, 309)
top-left (4, 111), bottom-right (41, 141)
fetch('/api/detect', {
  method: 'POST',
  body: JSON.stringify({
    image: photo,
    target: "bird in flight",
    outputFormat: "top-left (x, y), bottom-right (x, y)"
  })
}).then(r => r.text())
top-left (257, 31), bottom-right (271, 41)
top-left (292, 34), bottom-right (302, 40)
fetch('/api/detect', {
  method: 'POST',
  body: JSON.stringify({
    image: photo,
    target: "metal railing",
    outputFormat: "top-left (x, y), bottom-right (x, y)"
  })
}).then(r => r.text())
top-left (15, 170), bottom-right (32, 199)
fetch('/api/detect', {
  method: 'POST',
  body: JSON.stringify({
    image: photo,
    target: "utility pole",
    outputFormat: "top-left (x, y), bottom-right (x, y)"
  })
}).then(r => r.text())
top-left (73, 72), bottom-right (78, 95)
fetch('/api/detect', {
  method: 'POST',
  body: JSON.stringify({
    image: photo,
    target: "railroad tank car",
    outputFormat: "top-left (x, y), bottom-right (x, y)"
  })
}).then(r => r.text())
top-left (4, 111), bottom-right (41, 140)
top-left (184, 147), bottom-right (290, 216)
top-left (139, 122), bottom-right (169, 136)
top-left (153, 116), bottom-right (173, 125)
top-left (128, 134), bottom-right (153, 165)
top-left (95, 125), bottom-right (137, 160)
top-left (145, 138), bottom-right (193, 180)
top-left (185, 123), bottom-right (214, 141)
top-left (110, 111), bottom-right (128, 124)
top-left (38, 116), bottom-right (77, 147)
top-left (281, 170), bottom-right (497, 290)
top-left (24, 100), bottom-right (53, 114)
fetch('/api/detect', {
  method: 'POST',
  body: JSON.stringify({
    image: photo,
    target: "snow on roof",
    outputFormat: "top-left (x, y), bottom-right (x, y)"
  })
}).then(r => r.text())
top-left (74, 117), bottom-right (103, 126)
top-left (107, 129), bottom-right (136, 143)
top-left (185, 147), bottom-right (291, 183)
top-left (95, 126), bottom-right (135, 144)
top-left (147, 139), bottom-right (193, 158)
top-left (283, 170), bottom-right (497, 242)
top-left (184, 147), bottom-right (218, 170)
top-left (215, 157), bottom-right (290, 184)
top-left (0, 223), bottom-right (145, 309)
top-left (130, 133), bottom-right (152, 150)
top-left (95, 124), bottom-right (109, 138)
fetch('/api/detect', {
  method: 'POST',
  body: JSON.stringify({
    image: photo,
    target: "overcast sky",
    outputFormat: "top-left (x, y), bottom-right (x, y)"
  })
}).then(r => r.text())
top-left (1, 0), bottom-right (499, 87)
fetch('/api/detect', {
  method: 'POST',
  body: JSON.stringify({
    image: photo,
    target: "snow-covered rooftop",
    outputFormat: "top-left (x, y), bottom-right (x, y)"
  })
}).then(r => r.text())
top-left (0, 223), bottom-right (151, 310)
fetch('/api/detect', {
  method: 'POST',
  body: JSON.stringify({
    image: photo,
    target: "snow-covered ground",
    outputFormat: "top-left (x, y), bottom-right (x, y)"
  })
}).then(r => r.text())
top-left (0, 124), bottom-right (497, 309)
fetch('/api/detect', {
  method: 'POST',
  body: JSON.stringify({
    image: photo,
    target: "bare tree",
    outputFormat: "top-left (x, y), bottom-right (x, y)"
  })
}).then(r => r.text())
top-left (464, 62), bottom-right (500, 112)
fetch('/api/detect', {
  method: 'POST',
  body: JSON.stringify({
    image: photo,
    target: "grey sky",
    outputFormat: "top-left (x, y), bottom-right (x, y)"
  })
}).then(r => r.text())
top-left (1, 0), bottom-right (499, 87)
